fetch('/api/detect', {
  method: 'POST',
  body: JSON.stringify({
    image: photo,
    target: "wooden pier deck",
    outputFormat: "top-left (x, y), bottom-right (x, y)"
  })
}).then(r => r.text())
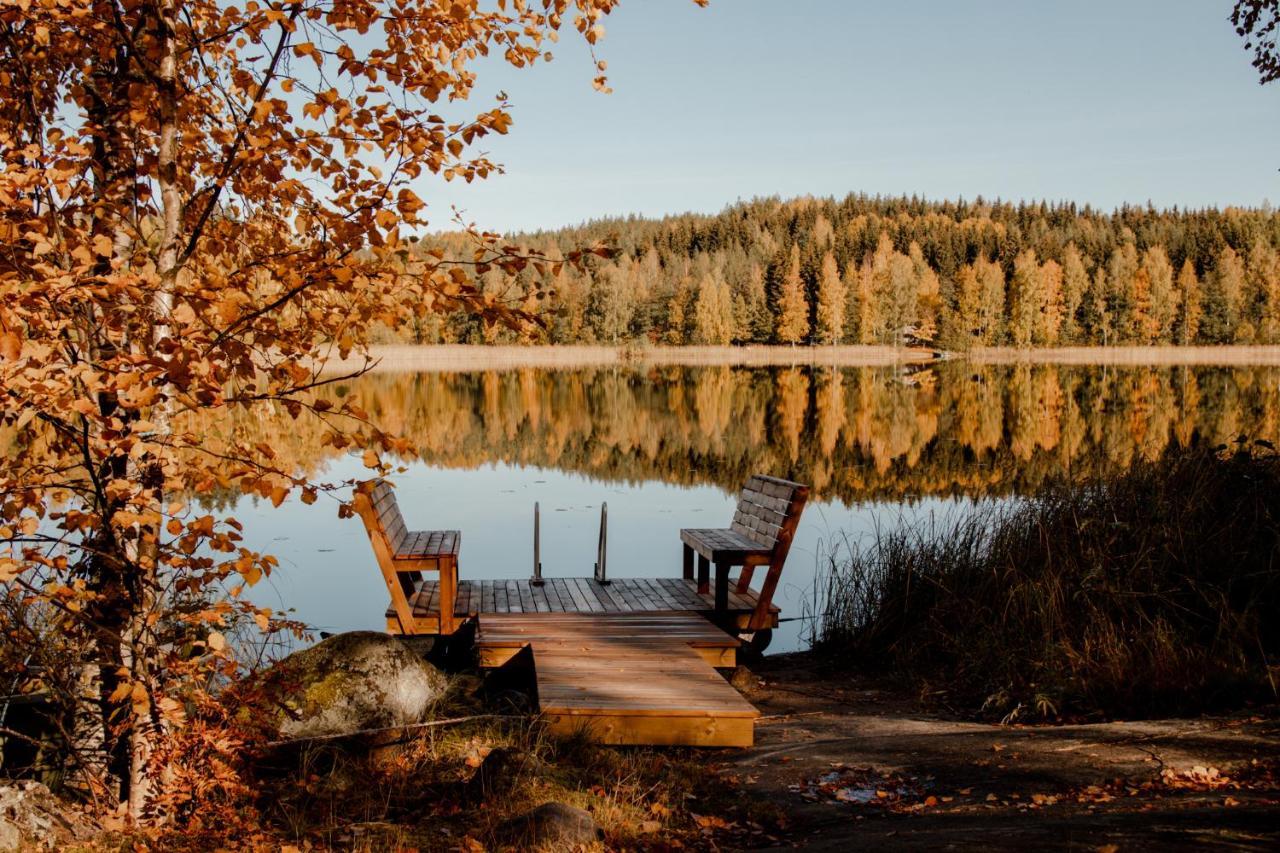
top-left (475, 612), bottom-right (758, 747)
top-left (361, 474), bottom-right (810, 749)
top-left (383, 576), bottom-right (780, 635)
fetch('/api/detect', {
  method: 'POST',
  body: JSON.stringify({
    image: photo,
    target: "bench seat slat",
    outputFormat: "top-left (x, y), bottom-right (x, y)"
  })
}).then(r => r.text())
top-left (393, 528), bottom-right (462, 560)
top-left (680, 527), bottom-right (768, 562)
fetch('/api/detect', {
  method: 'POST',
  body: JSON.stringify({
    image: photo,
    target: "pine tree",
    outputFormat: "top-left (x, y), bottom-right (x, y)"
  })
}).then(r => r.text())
top-left (815, 251), bottom-right (846, 344)
top-left (665, 283), bottom-right (688, 345)
top-left (1175, 260), bottom-right (1202, 344)
top-left (1141, 246), bottom-right (1178, 343)
top-left (848, 259), bottom-right (878, 344)
top-left (1081, 267), bottom-right (1112, 344)
top-left (1107, 242), bottom-right (1140, 341)
top-left (744, 262), bottom-right (772, 342)
top-left (868, 233), bottom-right (897, 343)
top-left (947, 262), bottom-right (982, 347)
top-left (1036, 258), bottom-right (1064, 345)
top-left (1247, 242), bottom-right (1280, 344)
top-left (775, 244), bottom-right (810, 344)
top-left (974, 257), bottom-right (1006, 344)
top-left (1007, 249), bottom-right (1041, 347)
top-left (693, 272), bottom-right (735, 344)
top-left (1130, 265), bottom-right (1157, 343)
top-left (1203, 246), bottom-right (1245, 343)
top-left (1060, 243), bottom-right (1090, 343)
top-left (910, 241), bottom-right (941, 342)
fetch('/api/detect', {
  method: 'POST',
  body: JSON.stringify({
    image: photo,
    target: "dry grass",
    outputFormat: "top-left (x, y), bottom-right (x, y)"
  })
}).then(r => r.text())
top-left (318, 343), bottom-right (939, 374)
top-left (810, 441), bottom-right (1280, 722)
top-left (317, 343), bottom-right (1280, 374)
top-left (966, 345), bottom-right (1280, 365)
top-left (155, 673), bottom-right (759, 851)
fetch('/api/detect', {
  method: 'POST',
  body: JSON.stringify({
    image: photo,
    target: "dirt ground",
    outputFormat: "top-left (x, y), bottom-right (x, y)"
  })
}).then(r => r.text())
top-left (720, 652), bottom-right (1280, 851)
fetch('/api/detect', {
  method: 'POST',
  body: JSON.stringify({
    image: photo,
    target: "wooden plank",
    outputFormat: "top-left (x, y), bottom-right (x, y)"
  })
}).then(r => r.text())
top-left (542, 713), bottom-right (754, 748)
top-left (516, 579), bottom-right (536, 614)
top-left (592, 581), bottom-right (631, 612)
top-left (559, 577), bottom-right (592, 612)
top-left (530, 581), bottom-right (552, 613)
top-left (642, 578), bottom-right (686, 611)
top-left (572, 578), bottom-right (606, 613)
top-left (541, 578), bottom-right (567, 612)
top-left (609, 579), bottom-right (645, 611)
top-left (505, 580), bottom-right (523, 614)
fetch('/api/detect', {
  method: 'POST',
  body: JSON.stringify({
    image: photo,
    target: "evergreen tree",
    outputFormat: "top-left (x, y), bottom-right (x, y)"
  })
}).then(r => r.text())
top-left (1247, 242), bottom-right (1280, 344)
top-left (585, 265), bottom-right (635, 344)
top-left (1203, 246), bottom-right (1245, 343)
top-left (1036, 258), bottom-right (1064, 345)
top-left (1060, 243), bottom-right (1090, 343)
top-left (848, 258), bottom-right (878, 344)
top-left (974, 257), bottom-right (1006, 344)
top-left (665, 283), bottom-right (689, 345)
top-left (947, 262), bottom-right (982, 347)
top-left (693, 271), bottom-right (735, 344)
top-left (1142, 246), bottom-right (1178, 344)
top-left (910, 241), bottom-right (941, 341)
top-left (1175, 260), bottom-right (1202, 344)
top-left (1008, 249), bottom-right (1041, 347)
top-left (815, 251), bottom-right (847, 344)
top-left (1081, 267), bottom-right (1112, 344)
top-left (1107, 242), bottom-right (1140, 341)
top-left (743, 262), bottom-right (772, 342)
top-left (775, 244), bottom-right (810, 344)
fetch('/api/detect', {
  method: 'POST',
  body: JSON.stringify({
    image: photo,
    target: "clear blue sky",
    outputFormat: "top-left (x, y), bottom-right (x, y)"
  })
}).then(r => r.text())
top-left (424, 0), bottom-right (1280, 234)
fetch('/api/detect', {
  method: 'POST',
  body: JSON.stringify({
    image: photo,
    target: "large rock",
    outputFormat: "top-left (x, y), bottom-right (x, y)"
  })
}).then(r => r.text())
top-left (0, 781), bottom-right (98, 851)
top-left (257, 631), bottom-right (448, 741)
top-left (498, 802), bottom-right (603, 849)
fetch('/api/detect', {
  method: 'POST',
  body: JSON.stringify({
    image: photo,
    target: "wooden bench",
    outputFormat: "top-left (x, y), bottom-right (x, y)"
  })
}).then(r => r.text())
top-left (353, 480), bottom-right (461, 635)
top-left (680, 474), bottom-right (809, 631)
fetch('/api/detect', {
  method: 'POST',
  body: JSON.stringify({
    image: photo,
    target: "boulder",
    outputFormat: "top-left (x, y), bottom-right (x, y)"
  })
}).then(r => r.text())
top-left (256, 631), bottom-right (448, 741)
top-left (0, 781), bottom-right (98, 852)
top-left (499, 802), bottom-right (603, 849)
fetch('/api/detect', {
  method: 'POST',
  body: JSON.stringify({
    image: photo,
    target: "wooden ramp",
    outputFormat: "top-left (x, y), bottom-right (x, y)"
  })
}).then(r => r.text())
top-left (476, 612), bottom-right (759, 748)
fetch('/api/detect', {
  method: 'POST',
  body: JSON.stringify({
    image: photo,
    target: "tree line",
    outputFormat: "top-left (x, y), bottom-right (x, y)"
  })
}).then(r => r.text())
top-left (404, 195), bottom-right (1280, 348)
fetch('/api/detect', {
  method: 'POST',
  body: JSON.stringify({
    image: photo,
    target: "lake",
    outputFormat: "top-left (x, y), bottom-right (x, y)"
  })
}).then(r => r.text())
top-left (224, 361), bottom-right (1280, 652)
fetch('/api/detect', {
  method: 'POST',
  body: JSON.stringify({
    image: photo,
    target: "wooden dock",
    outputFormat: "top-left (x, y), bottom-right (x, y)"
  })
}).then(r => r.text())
top-left (383, 577), bottom-right (779, 635)
top-left (361, 473), bottom-right (810, 749)
top-left (475, 612), bottom-right (758, 747)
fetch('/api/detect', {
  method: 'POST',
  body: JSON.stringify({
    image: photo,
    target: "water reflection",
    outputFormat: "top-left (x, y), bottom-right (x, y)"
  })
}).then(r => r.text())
top-left (265, 363), bottom-right (1280, 504)
top-left (218, 362), bottom-right (1280, 652)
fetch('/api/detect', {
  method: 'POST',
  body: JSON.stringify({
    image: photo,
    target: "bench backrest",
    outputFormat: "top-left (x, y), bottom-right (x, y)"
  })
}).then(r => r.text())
top-left (730, 474), bottom-right (809, 557)
top-left (355, 479), bottom-right (407, 552)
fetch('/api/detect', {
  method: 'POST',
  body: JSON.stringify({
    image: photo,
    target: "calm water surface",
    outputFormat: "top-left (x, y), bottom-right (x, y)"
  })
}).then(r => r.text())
top-left (225, 362), bottom-right (1280, 652)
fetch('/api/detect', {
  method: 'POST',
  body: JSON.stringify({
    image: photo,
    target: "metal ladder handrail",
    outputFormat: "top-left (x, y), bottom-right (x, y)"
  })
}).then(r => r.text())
top-left (528, 500), bottom-right (609, 586)
top-left (530, 501), bottom-right (544, 586)
top-left (594, 501), bottom-right (609, 584)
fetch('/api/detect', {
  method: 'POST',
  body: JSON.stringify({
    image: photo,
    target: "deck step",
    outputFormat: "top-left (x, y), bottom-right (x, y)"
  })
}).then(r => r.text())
top-left (476, 612), bottom-right (758, 747)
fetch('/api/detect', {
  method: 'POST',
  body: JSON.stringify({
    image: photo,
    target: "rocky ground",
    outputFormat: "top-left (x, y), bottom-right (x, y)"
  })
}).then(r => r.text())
top-left (4, 640), bottom-right (1277, 851)
top-left (720, 652), bottom-right (1280, 851)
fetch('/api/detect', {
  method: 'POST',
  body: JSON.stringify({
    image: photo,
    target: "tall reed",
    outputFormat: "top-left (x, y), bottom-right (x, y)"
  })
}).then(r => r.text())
top-left (811, 441), bottom-right (1280, 720)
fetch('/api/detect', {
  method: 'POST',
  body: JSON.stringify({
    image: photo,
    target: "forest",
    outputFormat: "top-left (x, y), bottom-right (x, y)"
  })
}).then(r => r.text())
top-left (404, 195), bottom-right (1280, 349)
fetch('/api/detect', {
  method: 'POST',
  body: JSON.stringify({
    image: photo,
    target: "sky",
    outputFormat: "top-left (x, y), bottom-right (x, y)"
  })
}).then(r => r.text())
top-left (422, 0), bottom-right (1280, 234)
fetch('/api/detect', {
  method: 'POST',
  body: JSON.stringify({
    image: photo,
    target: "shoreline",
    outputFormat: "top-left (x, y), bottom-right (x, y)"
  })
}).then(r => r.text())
top-left (319, 343), bottom-right (1280, 373)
